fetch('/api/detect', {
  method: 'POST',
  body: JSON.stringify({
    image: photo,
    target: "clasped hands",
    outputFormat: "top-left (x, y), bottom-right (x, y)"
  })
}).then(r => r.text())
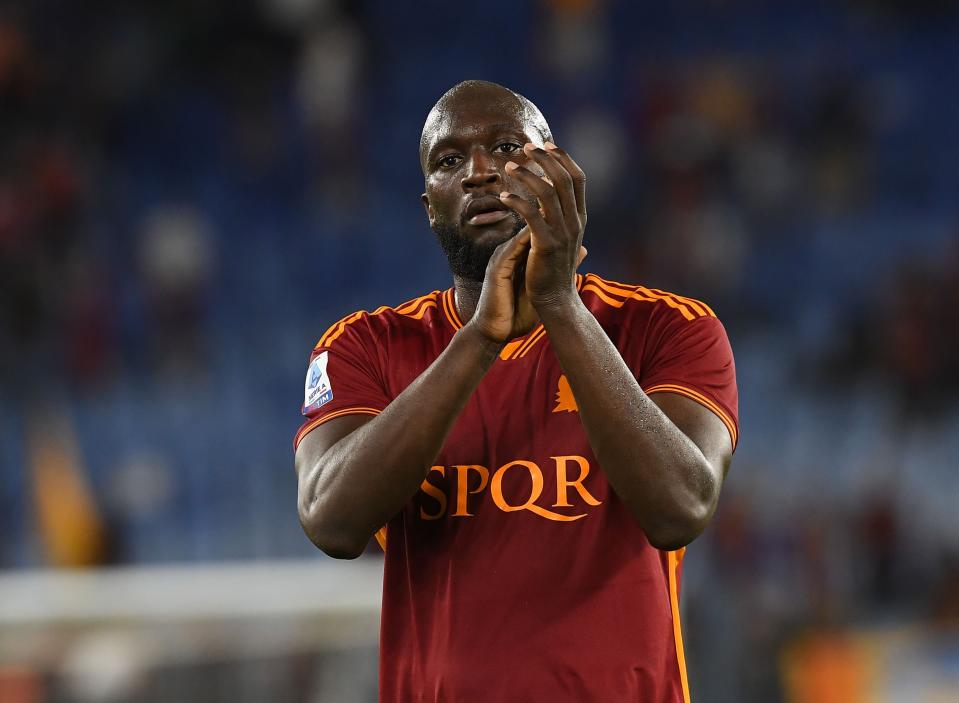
top-left (470, 142), bottom-right (588, 345)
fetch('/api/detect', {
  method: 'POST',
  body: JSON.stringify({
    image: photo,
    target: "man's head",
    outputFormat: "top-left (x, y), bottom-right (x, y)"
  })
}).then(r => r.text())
top-left (420, 80), bottom-right (552, 282)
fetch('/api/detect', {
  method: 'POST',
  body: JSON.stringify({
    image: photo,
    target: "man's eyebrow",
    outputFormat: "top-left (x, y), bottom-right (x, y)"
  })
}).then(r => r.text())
top-left (426, 135), bottom-right (457, 158)
top-left (427, 123), bottom-right (529, 159)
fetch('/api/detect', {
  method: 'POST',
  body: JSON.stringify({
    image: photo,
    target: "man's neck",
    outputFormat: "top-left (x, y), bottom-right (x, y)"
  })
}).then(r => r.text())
top-left (451, 276), bottom-right (483, 324)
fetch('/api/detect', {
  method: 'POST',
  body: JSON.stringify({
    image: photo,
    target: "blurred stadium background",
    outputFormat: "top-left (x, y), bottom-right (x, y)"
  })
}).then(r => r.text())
top-left (2, 0), bottom-right (958, 701)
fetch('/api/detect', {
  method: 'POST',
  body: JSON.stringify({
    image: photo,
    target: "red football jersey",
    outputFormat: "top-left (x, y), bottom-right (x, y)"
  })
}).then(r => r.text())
top-left (295, 273), bottom-right (739, 703)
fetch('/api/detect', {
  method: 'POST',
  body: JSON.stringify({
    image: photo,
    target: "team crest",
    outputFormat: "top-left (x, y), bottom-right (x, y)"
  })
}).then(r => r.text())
top-left (553, 374), bottom-right (579, 413)
top-left (303, 351), bottom-right (333, 412)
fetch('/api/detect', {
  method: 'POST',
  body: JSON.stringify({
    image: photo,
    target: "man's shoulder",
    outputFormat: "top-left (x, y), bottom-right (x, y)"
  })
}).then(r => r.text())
top-left (312, 288), bottom-right (450, 351)
top-left (578, 272), bottom-right (717, 325)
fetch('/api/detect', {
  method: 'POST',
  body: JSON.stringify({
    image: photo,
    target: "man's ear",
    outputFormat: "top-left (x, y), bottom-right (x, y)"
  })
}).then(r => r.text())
top-left (421, 193), bottom-right (434, 225)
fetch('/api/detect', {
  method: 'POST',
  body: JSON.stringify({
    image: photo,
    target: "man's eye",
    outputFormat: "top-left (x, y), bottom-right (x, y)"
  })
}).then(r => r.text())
top-left (438, 155), bottom-right (461, 168)
top-left (496, 143), bottom-right (521, 154)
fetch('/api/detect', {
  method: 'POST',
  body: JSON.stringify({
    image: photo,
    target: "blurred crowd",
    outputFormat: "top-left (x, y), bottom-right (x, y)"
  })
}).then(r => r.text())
top-left (2, 0), bottom-right (958, 701)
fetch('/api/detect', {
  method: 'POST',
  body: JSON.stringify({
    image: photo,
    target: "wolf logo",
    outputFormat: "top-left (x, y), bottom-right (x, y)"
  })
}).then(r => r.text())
top-left (553, 374), bottom-right (578, 413)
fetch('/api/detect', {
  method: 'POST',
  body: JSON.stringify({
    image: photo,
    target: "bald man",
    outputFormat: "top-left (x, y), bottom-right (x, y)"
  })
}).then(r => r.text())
top-left (294, 80), bottom-right (739, 703)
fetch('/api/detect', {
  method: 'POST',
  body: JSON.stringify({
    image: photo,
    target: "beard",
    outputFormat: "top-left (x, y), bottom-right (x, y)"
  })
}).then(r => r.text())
top-left (432, 209), bottom-right (528, 282)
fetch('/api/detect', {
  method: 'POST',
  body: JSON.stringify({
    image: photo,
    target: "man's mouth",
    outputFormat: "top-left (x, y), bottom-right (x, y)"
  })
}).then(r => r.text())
top-left (465, 196), bottom-right (510, 226)
top-left (468, 210), bottom-right (510, 225)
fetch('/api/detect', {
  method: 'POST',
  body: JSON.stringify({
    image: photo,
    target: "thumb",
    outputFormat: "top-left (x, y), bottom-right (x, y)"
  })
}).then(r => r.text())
top-left (489, 228), bottom-right (532, 279)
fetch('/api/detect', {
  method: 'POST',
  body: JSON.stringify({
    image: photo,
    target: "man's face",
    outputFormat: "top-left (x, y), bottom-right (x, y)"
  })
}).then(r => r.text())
top-left (421, 93), bottom-right (544, 281)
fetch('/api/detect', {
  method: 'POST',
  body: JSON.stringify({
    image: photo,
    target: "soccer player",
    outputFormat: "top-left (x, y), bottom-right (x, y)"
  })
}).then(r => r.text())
top-left (294, 80), bottom-right (738, 702)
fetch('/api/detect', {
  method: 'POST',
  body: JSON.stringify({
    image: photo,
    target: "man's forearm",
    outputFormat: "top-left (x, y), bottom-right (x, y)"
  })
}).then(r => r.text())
top-left (298, 323), bottom-right (501, 554)
top-left (538, 296), bottom-right (719, 549)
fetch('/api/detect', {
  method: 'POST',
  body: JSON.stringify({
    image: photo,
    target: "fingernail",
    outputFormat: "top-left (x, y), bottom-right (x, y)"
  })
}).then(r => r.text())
top-left (545, 141), bottom-right (558, 150)
top-left (523, 143), bottom-right (535, 151)
top-left (499, 191), bottom-right (511, 199)
top-left (505, 161), bottom-right (518, 171)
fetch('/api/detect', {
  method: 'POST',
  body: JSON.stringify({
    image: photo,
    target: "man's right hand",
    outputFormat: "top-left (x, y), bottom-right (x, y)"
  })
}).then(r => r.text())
top-left (468, 227), bottom-right (539, 344)
top-left (468, 225), bottom-right (588, 344)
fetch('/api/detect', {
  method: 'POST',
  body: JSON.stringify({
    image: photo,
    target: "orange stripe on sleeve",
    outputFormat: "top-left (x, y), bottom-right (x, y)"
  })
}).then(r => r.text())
top-left (582, 283), bottom-right (628, 308)
top-left (395, 292), bottom-right (437, 315)
top-left (585, 275), bottom-right (705, 321)
top-left (323, 314), bottom-right (366, 347)
top-left (676, 293), bottom-right (714, 318)
top-left (634, 286), bottom-right (696, 320)
top-left (649, 288), bottom-right (716, 318)
top-left (585, 275), bottom-right (641, 298)
top-left (317, 311), bottom-right (364, 349)
top-left (403, 299), bottom-right (438, 320)
top-left (668, 548), bottom-right (691, 703)
top-left (583, 276), bottom-right (662, 310)
top-left (293, 407), bottom-right (382, 450)
top-left (649, 288), bottom-right (711, 318)
top-left (644, 383), bottom-right (738, 449)
top-left (576, 273), bottom-right (718, 321)
top-left (317, 293), bottom-right (441, 349)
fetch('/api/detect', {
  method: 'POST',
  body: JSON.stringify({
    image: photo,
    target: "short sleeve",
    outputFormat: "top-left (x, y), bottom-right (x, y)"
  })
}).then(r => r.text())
top-left (639, 314), bottom-right (739, 450)
top-left (293, 315), bottom-right (391, 450)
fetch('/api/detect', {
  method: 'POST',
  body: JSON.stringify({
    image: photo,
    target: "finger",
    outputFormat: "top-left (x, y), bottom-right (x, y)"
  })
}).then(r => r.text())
top-left (505, 161), bottom-right (563, 232)
top-left (577, 245), bottom-right (588, 268)
top-left (498, 191), bottom-right (550, 244)
top-left (523, 143), bottom-right (576, 226)
top-left (489, 226), bottom-right (531, 275)
top-left (544, 142), bottom-right (586, 223)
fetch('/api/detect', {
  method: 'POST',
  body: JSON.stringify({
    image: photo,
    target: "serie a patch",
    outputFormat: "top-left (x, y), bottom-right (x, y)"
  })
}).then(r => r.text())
top-left (303, 351), bottom-right (333, 413)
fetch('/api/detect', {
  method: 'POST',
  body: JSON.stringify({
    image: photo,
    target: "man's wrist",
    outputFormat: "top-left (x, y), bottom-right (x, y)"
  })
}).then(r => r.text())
top-left (457, 321), bottom-right (506, 364)
top-left (531, 284), bottom-right (584, 321)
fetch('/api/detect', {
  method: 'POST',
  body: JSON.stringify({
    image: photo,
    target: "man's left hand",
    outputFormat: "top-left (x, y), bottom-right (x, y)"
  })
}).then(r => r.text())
top-left (498, 142), bottom-right (587, 310)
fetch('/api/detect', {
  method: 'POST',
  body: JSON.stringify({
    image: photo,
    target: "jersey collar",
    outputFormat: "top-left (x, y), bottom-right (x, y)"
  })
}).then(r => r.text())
top-left (442, 275), bottom-right (585, 360)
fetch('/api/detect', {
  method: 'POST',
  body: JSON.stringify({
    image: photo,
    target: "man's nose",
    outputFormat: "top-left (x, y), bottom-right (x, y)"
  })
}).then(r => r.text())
top-left (461, 150), bottom-right (501, 191)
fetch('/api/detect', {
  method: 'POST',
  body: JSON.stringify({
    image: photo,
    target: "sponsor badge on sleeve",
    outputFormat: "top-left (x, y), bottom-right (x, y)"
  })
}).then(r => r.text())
top-left (303, 351), bottom-right (333, 413)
